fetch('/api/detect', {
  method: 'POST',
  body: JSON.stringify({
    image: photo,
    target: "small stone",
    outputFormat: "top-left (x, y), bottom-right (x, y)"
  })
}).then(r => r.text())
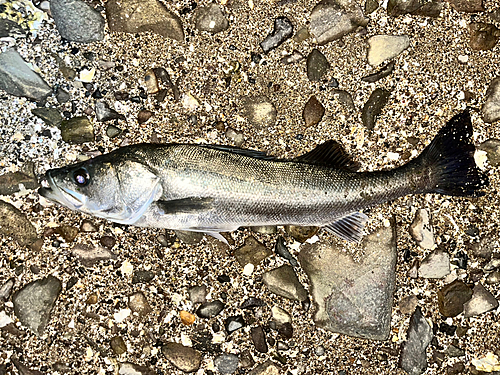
top-left (251, 326), bottom-right (268, 353)
top-left (361, 88), bottom-right (391, 130)
top-left (260, 17), bottom-right (293, 54)
top-left (55, 225), bottom-right (79, 242)
top-left (418, 248), bottom-right (450, 279)
top-left (293, 27), bottom-right (310, 43)
top-left (242, 96), bottom-right (277, 129)
top-left (284, 225), bottom-right (319, 243)
top-left (445, 345), bottom-right (465, 357)
top-left (400, 307), bottom-right (433, 375)
top-left (0, 170), bottom-right (39, 195)
top-left (225, 127), bottom-right (245, 147)
top-left (86, 293), bottom-right (98, 304)
top-left (95, 101), bottom-right (125, 122)
top-left (214, 353), bottom-right (239, 374)
top-left (0, 200), bottom-right (39, 248)
top-left (132, 270), bottom-right (155, 284)
top-left (110, 336), bottom-right (127, 355)
top-left (306, 49), bottom-right (330, 81)
top-left (484, 258), bottom-right (500, 272)
top-left (100, 235), bottom-right (116, 249)
top-left (309, 0), bottom-right (368, 45)
top-left (388, 0), bottom-right (443, 17)
top-left (399, 295), bottom-right (419, 314)
top-left (262, 265), bottom-right (308, 301)
top-left (71, 244), bottom-right (117, 266)
top-left (0, 19), bottom-right (25, 38)
top-left (12, 276), bottom-right (62, 335)
top-left (315, 345), bottom-right (326, 356)
top-left (333, 90), bottom-right (356, 112)
top-left (119, 362), bottom-right (155, 375)
top-left (486, 271), bottom-right (500, 285)
top-left (271, 306), bottom-right (292, 325)
top-left (469, 22), bottom-right (500, 51)
top-left (280, 50), bottom-right (305, 65)
top-left (106, 125), bottom-right (122, 138)
top-left (277, 341), bottom-right (289, 351)
top-left (240, 297), bottom-right (266, 309)
top-left (367, 35), bottom-right (410, 66)
top-left (0, 278), bottom-right (15, 301)
top-left (138, 110), bottom-right (153, 124)
top-left (128, 292), bottom-right (152, 316)
top-left (274, 236), bottom-right (299, 267)
top-left (188, 285), bottom-right (207, 304)
top-left (234, 236), bottom-right (273, 267)
top-left (248, 360), bottom-right (280, 375)
top-left (482, 78), bottom-right (500, 124)
top-left (361, 61), bottom-right (395, 83)
top-left (196, 300), bottom-right (225, 318)
top-left (162, 342), bottom-right (202, 373)
top-left (194, 3), bottom-right (229, 34)
top-left (144, 69), bottom-right (159, 94)
top-left (60, 116), bottom-right (94, 144)
top-left (278, 322), bottom-right (293, 338)
top-left (174, 230), bottom-right (204, 244)
top-left (478, 139), bottom-right (500, 167)
top-left (32, 107), bottom-right (63, 127)
top-left (180, 310), bottom-right (196, 325)
top-left (225, 315), bottom-right (245, 334)
top-left (446, 0), bottom-right (484, 13)
top-left (463, 283), bottom-right (499, 317)
top-left (303, 95), bottom-right (325, 128)
top-left (438, 280), bottom-right (473, 317)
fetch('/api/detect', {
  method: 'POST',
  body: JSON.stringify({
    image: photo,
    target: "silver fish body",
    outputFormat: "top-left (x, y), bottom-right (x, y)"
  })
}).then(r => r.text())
top-left (39, 111), bottom-right (488, 242)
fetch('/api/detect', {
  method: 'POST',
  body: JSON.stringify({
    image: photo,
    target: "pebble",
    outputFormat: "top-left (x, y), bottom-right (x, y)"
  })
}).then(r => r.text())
top-left (233, 236), bottom-right (273, 267)
top-left (60, 116), bottom-right (95, 144)
top-left (361, 88), bottom-right (391, 130)
top-left (306, 49), bottom-right (330, 81)
top-left (180, 310), bottom-right (196, 325)
top-left (174, 230), bottom-right (204, 244)
top-left (274, 236), bottom-right (299, 267)
top-left (240, 297), bottom-right (266, 309)
top-left (361, 61), bottom-right (395, 83)
top-left (188, 285), bottom-right (207, 304)
top-left (469, 22), bottom-right (500, 51)
top-left (478, 139), bottom-right (500, 167)
top-left (0, 48), bottom-right (52, 102)
top-left (387, 0), bottom-right (443, 17)
top-left (95, 101), bottom-right (125, 122)
top-left (0, 200), bottom-right (39, 248)
top-left (365, 0), bottom-right (379, 14)
top-left (260, 17), bottom-right (293, 54)
top-left (50, 0), bottom-right (105, 42)
top-left (486, 271), bottom-right (500, 285)
top-left (482, 77), bottom-right (500, 123)
top-left (196, 300), bottom-right (225, 318)
top-left (225, 127), bottom-right (245, 147)
top-left (0, 278), bottom-right (15, 301)
top-left (100, 235), bottom-right (116, 249)
top-left (225, 315), bottom-right (245, 334)
top-left (55, 225), bottom-right (79, 242)
top-left (309, 0), bottom-right (368, 45)
top-left (418, 248), bottom-right (450, 279)
top-left (0, 169), bottom-right (39, 195)
top-left (484, 258), bottom-right (500, 272)
top-left (12, 276), bottom-right (62, 335)
top-left (161, 342), bottom-right (202, 373)
top-left (271, 306), bottom-right (292, 325)
top-left (194, 3), bottom-right (229, 34)
top-left (277, 341), bottom-right (289, 351)
top-left (400, 307), bottom-right (433, 375)
top-left (128, 291), bottom-right (152, 316)
top-left (447, 0), bottom-right (484, 12)
top-left (144, 69), bottom-right (160, 94)
top-left (299, 224), bottom-right (396, 340)
top-left (71, 244), bottom-right (117, 267)
top-left (399, 294), bottom-right (419, 314)
top-left (31, 107), bottom-right (63, 127)
top-left (367, 35), bottom-right (410, 66)
top-left (464, 283), bottom-right (499, 317)
top-left (106, 125), bottom-right (122, 138)
top-left (251, 326), bottom-right (268, 353)
top-left (284, 225), bottom-right (319, 243)
top-left (119, 362), bottom-right (155, 375)
top-left (437, 280), bottom-right (473, 317)
top-left (333, 89), bottom-right (356, 112)
top-left (132, 270), bottom-right (155, 284)
top-left (242, 96), bottom-right (277, 129)
top-left (280, 50), bottom-right (304, 65)
top-left (445, 345), bottom-right (465, 357)
top-left (303, 95), bottom-right (325, 128)
top-left (248, 360), bottom-right (280, 375)
top-left (214, 354), bottom-right (239, 374)
top-left (110, 335), bottom-right (127, 355)
top-left (138, 109), bottom-right (153, 125)
top-left (105, 0), bottom-right (184, 42)
top-left (0, 18), bottom-right (26, 38)
top-left (262, 265), bottom-right (308, 301)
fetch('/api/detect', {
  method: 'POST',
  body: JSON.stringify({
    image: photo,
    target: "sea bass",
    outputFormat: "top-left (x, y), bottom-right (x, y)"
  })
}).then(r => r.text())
top-left (39, 111), bottom-right (488, 242)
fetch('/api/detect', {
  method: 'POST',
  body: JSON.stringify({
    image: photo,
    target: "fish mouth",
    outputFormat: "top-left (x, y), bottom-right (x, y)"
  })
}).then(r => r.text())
top-left (38, 172), bottom-right (83, 209)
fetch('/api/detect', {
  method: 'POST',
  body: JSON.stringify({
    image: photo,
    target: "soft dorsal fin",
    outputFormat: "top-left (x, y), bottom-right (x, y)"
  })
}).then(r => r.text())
top-left (294, 140), bottom-right (360, 171)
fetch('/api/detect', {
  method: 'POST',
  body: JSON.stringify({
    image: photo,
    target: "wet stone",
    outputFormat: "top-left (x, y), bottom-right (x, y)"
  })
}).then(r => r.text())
top-left (486, 271), bottom-right (500, 285)
top-left (464, 283), bottom-right (499, 317)
top-left (132, 270), bottom-right (155, 284)
top-left (418, 248), bottom-right (450, 279)
top-left (306, 49), bottom-right (330, 81)
top-left (367, 35), bottom-right (410, 66)
top-left (248, 360), bottom-right (280, 375)
top-left (188, 285), bottom-right (207, 304)
top-left (437, 280), bottom-right (473, 317)
top-left (162, 342), bottom-right (202, 373)
top-left (262, 265), bottom-right (308, 301)
top-left (128, 291), bottom-right (152, 316)
top-left (0, 200), bottom-right (38, 248)
top-left (309, 0), bottom-right (368, 45)
top-left (242, 96), bottom-right (277, 129)
top-left (119, 362), bottom-right (155, 375)
top-left (361, 88), bottom-right (391, 130)
top-left (478, 139), bottom-right (500, 167)
top-left (251, 326), bottom-right (268, 353)
top-left (110, 335), bottom-right (127, 355)
top-left (95, 101), bottom-right (125, 122)
top-left (214, 353), bottom-right (239, 374)
top-left (482, 77), bottom-right (500, 124)
top-left (234, 236), bottom-right (273, 267)
top-left (362, 61), bottom-right (395, 83)
top-left (469, 22), bottom-right (500, 51)
top-left (274, 236), bottom-right (299, 267)
top-left (446, 0), bottom-right (484, 12)
top-left (225, 315), bottom-right (245, 334)
top-left (50, 0), bottom-right (105, 42)
top-left (105, 0), bottom-right (184, 42)
top-left (260, 17), bottom-right (293, 54)
top-left (71, 244), bottom-right (117, 267)
top-left (400, 307), bottom-right (433, 375)
top-left (299, 224), bottom-right (397, 340)
top-left (387, 0), bottom-right (443, 17)
top-left (284, 225), bottom-right (319, 243)
top-left (32, 107), bottom-right (63, 127)
top-left (100, 235), bottom-right (116, 249)
top-left (196, 300), bottom-right (224, 318)
top-left (60, 116), bottom-right (94, 144)
top-left (0, 49), bottom-right (52, 102)
top-left (194, 3), bottom-right (229, 34)
top-left (12, 276), bottom-right (62, 335)
top-left (303, 95), bottom-right (325, 128)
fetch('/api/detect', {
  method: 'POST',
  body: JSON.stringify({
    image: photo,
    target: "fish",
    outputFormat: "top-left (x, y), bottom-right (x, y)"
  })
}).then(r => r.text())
top-left (38, 110), bottom-right (488, 243)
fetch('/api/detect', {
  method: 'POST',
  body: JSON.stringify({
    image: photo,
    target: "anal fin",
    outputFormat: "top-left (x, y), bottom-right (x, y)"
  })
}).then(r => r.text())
top-left (324, 212), bottom-right (368, 242)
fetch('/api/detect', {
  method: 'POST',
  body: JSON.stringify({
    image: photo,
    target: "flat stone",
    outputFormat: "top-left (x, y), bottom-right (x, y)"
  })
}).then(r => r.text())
top-left (367, 35), bottom-right (410, 66)
top-left (12, 276), bottom-right (62, 335)
top-left (486, 271), bottom-right (500, 285)
top-left (225, 315), bottom-right (245, 334)
top-left (60, 116), bottom-right (95, 144)
top-left (361, 88), bottom-right (391, 130)
top-left (399, 295), bottom-right (419, 315)
top-left (242, 96), bottom-right (277, 129)
top-left (194, 3), bottom-right (229, 34)
top-left (464, 283), bottom-right (499, 317)
top-left (119, 362), bottom-right (155, 375)
top-left (469, 22), bottom-right (500, 51)
top-left (0, 49), bottom-right (51, 102)
top-left (161, 342), bottom-right (202, 373)
top-left (196, 300), bottom-right (225, 318)
top-left (0, 200), bottom-right (39, 248)
top-left (50, 0), bottom-right (105, 42)
top-left (446, 0), bottom-right (484, 12)
top-left (174, 230), bottom-right (204, 244)
top-left (482, 77), bottom-right (500, 123)
top-left (409, 209), bottom-right (435, 249)
top-left (361, 61), bottom-right (395, 83)
top-left (0, 169), bottom-right (38, 195)
top-left (95, 101), bottom-right (125, 122)
top-left (262, 265), bottom-right (308, 302)
top-left (31, 107), bottom-right (63, 127)
top-left (234, 236), bottom-right (273, 267)
top-left (110, 336), bottom-right (127, 355)
top-left (128, 292), bottom-right (152, 316)
top-left (418, 248), bottom-right (450, 279)
top-left (0, 18), bottom-right (26, 38)
top-left (251, 326), bottom-right (268, 353)
top-left (438, 280), bottom-right (473, 317)
top-left (400, 307), bottom-right (433, 375)
top-left (188, 285), bottom-right (207, 304)
top-left (388, 0), bottom-right (443, 17)
top-left (260, 17), bottom-right (293, 54)
top-left (303, 95), bottom-right (325, 128)
top-left (214, 353), bottom-right (239, 374)
top-left (71, 244), bottom-right (117, 267)
top-left (306, 49), bottom-right (330, 81)
top-left (106, 0), bottom-right (184, 42)
top-left (478, 139), bottom-right (500, 167)
top-left (333, 89), bottom-right (356, 112)
top-left (309, 0), bottom-right (368, 45)
top-left (248, 360), bottom-right (280, 375)
top-left (299, 224), bottom-right (397, 340)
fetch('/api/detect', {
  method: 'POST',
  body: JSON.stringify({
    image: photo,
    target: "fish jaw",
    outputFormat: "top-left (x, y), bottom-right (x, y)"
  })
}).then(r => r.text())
top-left (38, 171), bottom-right (85, 210)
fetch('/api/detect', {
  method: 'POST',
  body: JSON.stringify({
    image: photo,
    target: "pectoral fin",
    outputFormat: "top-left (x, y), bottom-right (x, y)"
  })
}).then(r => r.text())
top-left (324, 212), bottom-right (368, 242)
top-left (157, 197), bottom-right (214, 215)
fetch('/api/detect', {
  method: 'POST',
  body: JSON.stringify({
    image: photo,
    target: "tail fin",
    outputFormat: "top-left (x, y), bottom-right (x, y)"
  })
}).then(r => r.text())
top-left (416, 110), bottom-right (488, 197)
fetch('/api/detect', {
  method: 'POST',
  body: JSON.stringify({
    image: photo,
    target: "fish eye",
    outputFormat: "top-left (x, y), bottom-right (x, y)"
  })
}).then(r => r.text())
top-left (73, 168), bottom-right (90, 186)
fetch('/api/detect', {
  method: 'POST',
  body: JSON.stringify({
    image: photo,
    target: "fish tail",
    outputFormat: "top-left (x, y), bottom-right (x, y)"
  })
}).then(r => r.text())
top-left (416, 110), bottom-right (488, 197)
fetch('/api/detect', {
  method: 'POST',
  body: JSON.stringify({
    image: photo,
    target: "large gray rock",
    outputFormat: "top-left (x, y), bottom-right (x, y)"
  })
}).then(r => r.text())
top-left (12, 276), bottom-right (62, 335)
top-left (106, 0), bottom-right (184, 42)
top-left (0, 49), bottom-right (51, 102)
top-left (400, 307), bottom-right (433, 375)
top-left (50, 0), bottom-right (105, 42)
top-left (299, 224), bottom-right (397, 340)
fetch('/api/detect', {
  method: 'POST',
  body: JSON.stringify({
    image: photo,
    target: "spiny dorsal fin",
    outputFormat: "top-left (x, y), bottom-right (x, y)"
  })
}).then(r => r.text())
top-left (200, 144), bottom-right (276, 160)
top-left (294, 141), bottom-right (360, 171)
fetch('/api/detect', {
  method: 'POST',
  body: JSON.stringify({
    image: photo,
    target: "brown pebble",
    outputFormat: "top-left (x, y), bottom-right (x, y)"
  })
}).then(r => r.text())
top-left (128, 291), bottom-right (152, 316)
top-left (180, 310), bottom-right (196, 325)
top-left (55, 225), bottom-right (79, 242)
top-left (110, 336), bottom-right (127, 355)
top-left (86, 293), bottom-right (98, 304)
top-left (469, 22), bottom-right (500, 51)
top-left (100, 235), bottom-right (116, 249)
top-left (138, 110), bottom-right (153, 124)
top-left (303, 95), bottom-right (325, 128)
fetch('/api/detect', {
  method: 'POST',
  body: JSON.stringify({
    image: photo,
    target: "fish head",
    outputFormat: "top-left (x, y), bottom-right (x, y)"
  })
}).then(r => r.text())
top-left (38, 153), bottom-right (162, 224)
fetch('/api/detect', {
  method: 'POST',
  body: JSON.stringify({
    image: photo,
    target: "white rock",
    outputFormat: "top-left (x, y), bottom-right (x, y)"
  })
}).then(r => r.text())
top-left (367, 35), bottom-right (410, 66)
top-left (409, 208), bottom-right (435, 249)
